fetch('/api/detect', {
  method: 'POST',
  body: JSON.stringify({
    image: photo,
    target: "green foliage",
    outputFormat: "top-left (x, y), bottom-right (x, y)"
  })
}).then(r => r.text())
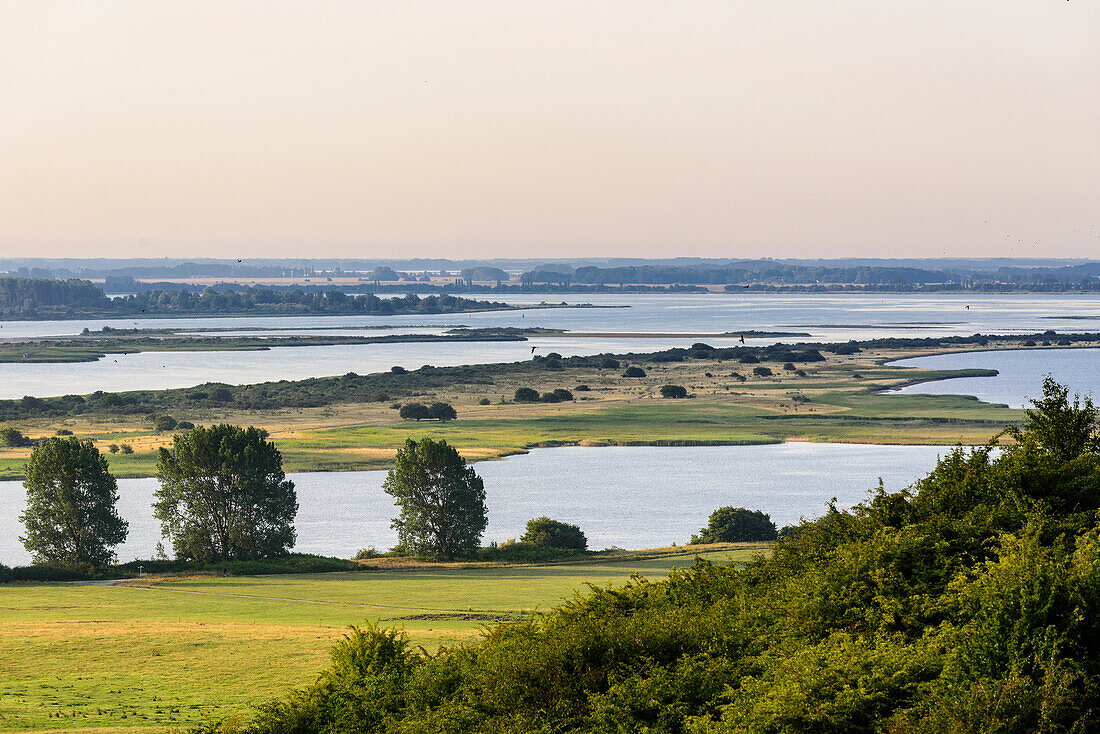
top-left (540, 388), bottom-right (573, 403)
top-left (0, 426), bottom-right (33, 447)
top-left (153, 413), bottom-right (178, 432)
top-left (514, 387), bottom-right (540, 402)
top-left (622, 366), bottom-right (647, 377)
top-left (382, 438), bottom-right (488, 560)
top-left (398, 402), bottom-right (457, 420)
top-left (660, 384), bottom-right (688, 398)
top-left (520, 516), bottom-right (588, 550)
top-left (119, 443), bottom-right (133, 454)
top-left (154, 424), bottom-right (297, 562)
top-left (752, 366), bottom-right (773, 377)
top-left (690, 506), bottom-right (777, 543)
top-left (228, 378), bottom-right (1100, 734)
top-left (19, 437), bottom-right (128, 569)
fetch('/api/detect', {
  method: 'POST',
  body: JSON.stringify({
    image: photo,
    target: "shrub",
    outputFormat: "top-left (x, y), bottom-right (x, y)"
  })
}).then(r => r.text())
top-left (690, 506), bottom-right (777, 543)
top-left (520, 516), bottom-right (588, 550)
top-left (575, 384), bottom-right (591, 391)
top-left (622, 366), bottom-right (646, 378)
top-left (514, 387), bottom-right (540, 403)
top-left (399, 403), bottom-right (431, 420)
top-left (834, 342), bottom-right (861, 354)
top-left (107, 444), bottom-right (119, 453)
top-left (176, 420), bottom-right (195, 430)
top-left (753, 366), bottom-right (774, 377)
top-left (54, 428), bottom-right (73, 436)
top-left (0, 427), bottom-right (33, 447)
top-left (479, 398), bottom-right (491, 405)
top-left (427, 402), bottom-right (457, 421)
top-left (599, 357), bottom-right (620, 369)
top-left (119, 444), bottom-right (134, 454)
top-left (541, 389), bottom-right (574, 403)
top-left (784, 362), bottom-right (797, 371)
top-left (391, 365), bottom-right (408, 374)
top-left (660, 384), bottom-right (688, 398)
top-left (738, 353), bottom-right (760, 363)
top-left (153, 414), bottom-right (178, 432)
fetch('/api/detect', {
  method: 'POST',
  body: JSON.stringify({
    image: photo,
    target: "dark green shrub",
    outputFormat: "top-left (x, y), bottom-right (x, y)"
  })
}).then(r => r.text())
top-left (514, 387), bottom-right (540, 402)
top-left (428, 402), bottom-right (457, 421)
top-left (107, 444), bottom-right (119, 453)
top-left (690, 506), bottom-right (777, 543)
top-left (599, 357), bottom-right (620, 369)
top-left (738, 353), bottom-right (760, 363)
top-left (575, 384), bottom-right (591, 391)
top-left (753, 366), bottom-right (773, 377)
top-left (479, 398), bottom-right (492, 405)
top-left (176, 420), bottom-right (195, 430)
top-left (0, 427), bottom-right (32, 447)
top-left (622, 366), bottom-right (646, 378)
top-left (390, 365), bottom-right (407, 374)
top-left (153, 414), bottom-right (178, 432)
top-left (399, 403), bottom-right (431, 420)
top-left (54, 428), bottom-right (73, 436)
top-left (540, 389), bottom-right (573, 403)
top-left (660, 385), bottom-right (688, 398)
top-left (119, 444), bottom-right (134, 454)
top-left (521, 516), bottom-right (588, 550)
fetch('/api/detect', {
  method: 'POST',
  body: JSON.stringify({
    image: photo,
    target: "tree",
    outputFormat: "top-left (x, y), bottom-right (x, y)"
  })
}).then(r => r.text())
top-left (428, 402), bottom-right (457, 421)
top-left (383, 438), bottom-right (487, 560)
top-left (622, 366), bottom-right (646, 377)
top-left (154, 424), bottom-right (297, 562)
top-left (690, 506), bottom-right (777, 544)
top-left (1006, 375), bottom-right (1099, 461)
top-left (153, 414), bottom-right (178, 432)
top-left (514, 387), bottom-right (540, 403)
top-left (521, 516), bottom-right (587, 550)
top-left (19, 437), bottom-right (128, 568)
top-left (399, 403), bottom-right (430, 420)
top-left (660, 384), bottom-right (688, 399)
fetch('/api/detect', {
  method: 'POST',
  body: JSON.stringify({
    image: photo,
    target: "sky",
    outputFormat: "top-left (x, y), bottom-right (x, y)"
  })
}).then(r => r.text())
top-left (1, 1), bottom-right (1097, 260)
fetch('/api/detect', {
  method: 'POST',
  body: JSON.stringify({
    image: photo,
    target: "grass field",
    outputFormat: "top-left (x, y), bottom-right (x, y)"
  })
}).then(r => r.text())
top-left (0, 546), bottom-right (759, 732)
top-left (0, 342), bottom-right (1030, 480)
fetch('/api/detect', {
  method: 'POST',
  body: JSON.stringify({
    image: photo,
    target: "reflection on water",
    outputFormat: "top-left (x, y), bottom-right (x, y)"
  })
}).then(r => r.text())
top-left (889, 348), bottom-right (1100, 408)
top-left (2, 292), bottom-right (1098, 397)
top-left (0, 443), bottom-right (947, 565)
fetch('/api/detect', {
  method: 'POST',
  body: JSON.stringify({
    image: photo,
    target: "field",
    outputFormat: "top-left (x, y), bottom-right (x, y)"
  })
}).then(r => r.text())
top-left (0, 546), bottom-right (759, 732)
top-left (0, 340), bottom-right (1036, 480)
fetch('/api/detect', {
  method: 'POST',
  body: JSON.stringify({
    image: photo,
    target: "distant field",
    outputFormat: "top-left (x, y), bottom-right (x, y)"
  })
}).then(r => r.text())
top-left (0, 342), bottom-right (1029, 480)
top-left (0, 546), bottom-right (759, 732)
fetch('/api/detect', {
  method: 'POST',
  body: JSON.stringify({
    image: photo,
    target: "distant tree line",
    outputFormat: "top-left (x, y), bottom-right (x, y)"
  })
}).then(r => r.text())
top-left (0, 278), bottom-right (512, 319)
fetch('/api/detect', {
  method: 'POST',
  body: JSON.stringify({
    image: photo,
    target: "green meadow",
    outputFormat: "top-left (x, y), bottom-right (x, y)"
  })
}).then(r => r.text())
top-left (0, 547), bottom-right (759, 733)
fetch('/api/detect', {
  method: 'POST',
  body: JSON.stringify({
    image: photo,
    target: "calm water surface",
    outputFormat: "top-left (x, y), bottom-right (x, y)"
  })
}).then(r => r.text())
top-left (889, 348), bottom-right (1100, 408)
top-left (0, 443), bottom-right (948, 565)
top-left (3, 292), bottom-right (1098, 397)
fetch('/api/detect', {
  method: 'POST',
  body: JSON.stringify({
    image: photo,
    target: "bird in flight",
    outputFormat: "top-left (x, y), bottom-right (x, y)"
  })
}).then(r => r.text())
top-left (531, 346), bottom-right (537, 353)
top-left (739, 334), bottom-right (745, 344)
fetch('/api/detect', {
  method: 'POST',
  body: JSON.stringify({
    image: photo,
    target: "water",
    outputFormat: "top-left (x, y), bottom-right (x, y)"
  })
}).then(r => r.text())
top-left (888, 348), bottom-right (1100, 408)
top-left (0, 443), bottom-right (948, 565)
top-left (3, 292), bottom-right (1099, 398)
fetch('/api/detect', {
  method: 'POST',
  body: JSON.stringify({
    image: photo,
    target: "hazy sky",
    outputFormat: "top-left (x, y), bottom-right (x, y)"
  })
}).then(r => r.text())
top-left (1, 1), bottom-right (1097, 259)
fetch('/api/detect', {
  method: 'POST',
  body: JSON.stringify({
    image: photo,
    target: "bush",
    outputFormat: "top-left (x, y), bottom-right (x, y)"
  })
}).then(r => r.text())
top-left (833, 342), bottom-right (861, 354)
top-left (107, 444), bottom-right (119, 453)
top-left (753, 366), bottom-right (774, 377)
top-left (738, 353), bottom-right (760, 363)
top-left (398, 403), bottom-right (430, 420)
top-left (514, 387), bottom-right (540, 403)
top-left (520, 516), bottom-right (588, 550)
top-left (540, 389), bottom-right (573, 403)
top-left (390, 365), bottom-right (407, 374)
top-left (427, 402), bottom-right (457, 421)
top-left (575, 384), bottom-right (591, 391)
top-left (622, 366), bottom-right (646, 378)
top-left (54, 428), bottom-right (73, 436)
top-left (479, 397), bottom-right (491, 405)
top-left (176, 420), bottom-right (195, 430)
top-left (153, 414), bottom-right (178, 432)
top-left (599, 357), bottom-right (620, 369)
top-left (0, 427), bottom-right (33, 447)
top-left (659, 384), bottom-right (688, 399)
top-left (119, 444), bottom-right (134, 454)
top-left (690, 506), bottom-right (777, 543)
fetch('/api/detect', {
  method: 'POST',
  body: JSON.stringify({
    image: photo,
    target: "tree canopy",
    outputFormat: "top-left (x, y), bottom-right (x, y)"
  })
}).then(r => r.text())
top-left (520, 516), bottom-right (587, 550)
top-left (690, 506), bottom-right (778, 543)
top-left (222, 380), bottom-right (1100, 734)
top-left (19, 437), bottom-right (128, 568)
top-left (153, 424), bottom-right (297, 562)
top-left (383, 438), bottom-right (487, 560)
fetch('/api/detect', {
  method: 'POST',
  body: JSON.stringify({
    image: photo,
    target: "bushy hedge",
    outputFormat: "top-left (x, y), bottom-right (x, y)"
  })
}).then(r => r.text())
top-left (200, 379), bottom-right (1100, 733)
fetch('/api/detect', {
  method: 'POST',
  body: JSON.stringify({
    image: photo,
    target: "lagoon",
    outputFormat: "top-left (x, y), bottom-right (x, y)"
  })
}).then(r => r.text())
top-left (0, 443), bottom-right (948, 565)
top-left (889, 347), bottom-right (1100, 408)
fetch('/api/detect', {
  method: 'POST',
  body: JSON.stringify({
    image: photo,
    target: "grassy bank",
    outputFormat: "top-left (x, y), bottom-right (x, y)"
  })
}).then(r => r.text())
top-left (0, 545), bottom-right (758, 732)
top-left (0, 339), bottom-right (1038, 479)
